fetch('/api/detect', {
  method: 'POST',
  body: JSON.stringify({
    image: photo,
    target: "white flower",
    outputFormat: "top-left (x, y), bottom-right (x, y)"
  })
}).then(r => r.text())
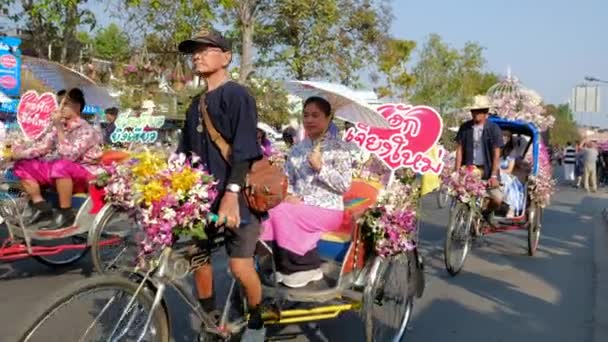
top-left (162, 207), bottom-right (177, 221)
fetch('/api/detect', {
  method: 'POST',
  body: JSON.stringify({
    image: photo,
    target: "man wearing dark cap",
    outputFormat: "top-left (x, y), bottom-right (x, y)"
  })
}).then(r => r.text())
top-left (177, 28), bottom-right (265, 341)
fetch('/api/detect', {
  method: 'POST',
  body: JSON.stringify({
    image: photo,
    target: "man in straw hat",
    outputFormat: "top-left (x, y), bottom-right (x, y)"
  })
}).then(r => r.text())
top-left (177, 28), bottom-right (265, 340)
top-left (455, 95), bottom-right (505, 225)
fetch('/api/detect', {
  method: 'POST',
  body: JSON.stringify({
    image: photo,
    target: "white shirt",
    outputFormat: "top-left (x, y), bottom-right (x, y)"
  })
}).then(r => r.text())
top-left (472, 124), bottom-right (485, 165)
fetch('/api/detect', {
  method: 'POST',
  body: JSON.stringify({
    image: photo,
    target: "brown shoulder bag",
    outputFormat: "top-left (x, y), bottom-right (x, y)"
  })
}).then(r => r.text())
top-left (199, 95), bottom-right (288, 213)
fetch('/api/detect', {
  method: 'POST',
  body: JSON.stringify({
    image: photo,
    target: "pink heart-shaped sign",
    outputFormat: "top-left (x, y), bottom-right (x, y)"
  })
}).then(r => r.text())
top-left (17, 90), bottom-right (57, 141)
top-left (345, 104), bottom-right (445, 174)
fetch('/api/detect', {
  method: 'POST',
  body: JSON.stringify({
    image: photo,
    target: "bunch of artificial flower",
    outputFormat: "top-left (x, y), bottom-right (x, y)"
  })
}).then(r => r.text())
top-left (100, 151), bottom-right (218, 254)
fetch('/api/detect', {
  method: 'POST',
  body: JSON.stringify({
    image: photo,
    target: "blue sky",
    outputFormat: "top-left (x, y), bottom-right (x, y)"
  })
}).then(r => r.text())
top-left (91, 0), bottom-right (605, 106)
top-left (391, 0), bottom-right (606, 105)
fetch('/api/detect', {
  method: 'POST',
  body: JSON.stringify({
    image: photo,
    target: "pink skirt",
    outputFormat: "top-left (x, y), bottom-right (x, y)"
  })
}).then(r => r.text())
top-left (261, 202), bottom-right (344, 256)
top-left (14, 159), bottom-right (93, 189)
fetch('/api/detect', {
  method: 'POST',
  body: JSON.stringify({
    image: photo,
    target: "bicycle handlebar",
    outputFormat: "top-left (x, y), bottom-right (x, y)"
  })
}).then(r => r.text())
top-left (207, 213), bottom-right (220, 224)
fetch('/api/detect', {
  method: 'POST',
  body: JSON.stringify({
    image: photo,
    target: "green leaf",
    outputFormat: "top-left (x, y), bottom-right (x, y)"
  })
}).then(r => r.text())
top-left (253, 0), bottom-right (391, 83)
top-left (93, 23), bottom-right (131, 62)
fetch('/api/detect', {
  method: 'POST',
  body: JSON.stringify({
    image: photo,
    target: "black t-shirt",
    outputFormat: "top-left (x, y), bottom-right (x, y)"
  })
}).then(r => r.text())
top-left (455, 119), bottom-right (504, 179)
top-left (103, 122), bottom-right (116, 145)
top-left (178, 81), bottom-right (262, 223)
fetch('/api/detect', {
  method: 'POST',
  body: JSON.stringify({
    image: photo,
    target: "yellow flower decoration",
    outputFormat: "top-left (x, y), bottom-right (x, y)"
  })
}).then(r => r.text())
top-left (136, 179), bottom-right (168, 206)
top-left (132, 152), bottom-right (167, 181)
top-left (171, 167), bottom-right (199, 193)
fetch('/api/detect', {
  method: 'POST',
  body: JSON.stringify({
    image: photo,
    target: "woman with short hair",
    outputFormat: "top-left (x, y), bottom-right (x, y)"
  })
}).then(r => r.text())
top-left (11, 88), bottom-right (103, 229)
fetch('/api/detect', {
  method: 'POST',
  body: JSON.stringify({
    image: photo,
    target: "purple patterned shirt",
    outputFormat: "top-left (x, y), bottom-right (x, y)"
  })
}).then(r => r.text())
top-left (14, 118), bottom-right (103, 174)
top-left (285, 134), bottom-right (353, 210)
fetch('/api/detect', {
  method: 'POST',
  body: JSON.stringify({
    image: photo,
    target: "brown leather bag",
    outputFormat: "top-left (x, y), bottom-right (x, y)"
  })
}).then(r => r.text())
top-left (199, 95), bottom-right (288, 213)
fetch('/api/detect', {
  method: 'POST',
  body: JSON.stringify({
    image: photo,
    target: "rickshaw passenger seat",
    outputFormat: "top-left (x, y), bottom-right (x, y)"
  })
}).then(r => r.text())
top-left (318, 179), bottom-right (382, 262)
top-left (318, 211), bottom-right (356, 262)
top-left (101, 150), bottom-right (130, 166)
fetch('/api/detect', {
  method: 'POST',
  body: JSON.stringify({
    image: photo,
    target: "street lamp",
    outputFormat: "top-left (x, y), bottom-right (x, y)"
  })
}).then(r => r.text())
top-left (585, 76), bottom-right (608, 84)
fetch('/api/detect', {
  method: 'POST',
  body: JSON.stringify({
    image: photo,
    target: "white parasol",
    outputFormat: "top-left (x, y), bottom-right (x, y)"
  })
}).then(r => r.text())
top-left (257, 122), bottom-right (281, 140)
top-left (257, 122), bottom-right (277, 134)
top-left (284, 80), bottom-right (389, 128)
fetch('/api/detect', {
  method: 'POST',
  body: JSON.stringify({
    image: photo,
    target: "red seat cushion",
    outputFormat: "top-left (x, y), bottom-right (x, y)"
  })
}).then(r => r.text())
top-left (101, 150), bottom-right (130, 166)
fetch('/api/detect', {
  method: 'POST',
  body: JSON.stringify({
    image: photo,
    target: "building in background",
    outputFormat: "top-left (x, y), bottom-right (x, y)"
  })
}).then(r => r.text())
top-left (572, 84), bottom-right (608, 129)
top-left (572, 85), bottom-right (600, 113)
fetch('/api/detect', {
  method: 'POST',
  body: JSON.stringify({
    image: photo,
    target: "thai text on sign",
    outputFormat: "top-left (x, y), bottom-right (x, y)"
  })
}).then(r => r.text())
top-left (344, 104), bottom-right (445, 175)
top-left (17, 90), bottom-right (57, 141)
top-left (111, 114), bottom-right (165, 144)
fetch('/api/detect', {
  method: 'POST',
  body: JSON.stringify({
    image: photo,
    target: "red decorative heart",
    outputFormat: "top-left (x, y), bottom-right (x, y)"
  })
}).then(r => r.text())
top-left (17, 90), bottom-right (57, 141)
top-left (345, 104), bottom-right (445, 174)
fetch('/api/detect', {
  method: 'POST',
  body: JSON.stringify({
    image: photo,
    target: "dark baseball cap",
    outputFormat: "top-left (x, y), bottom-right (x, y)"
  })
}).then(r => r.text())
top-left (178, 28), bottom-right (232, 53)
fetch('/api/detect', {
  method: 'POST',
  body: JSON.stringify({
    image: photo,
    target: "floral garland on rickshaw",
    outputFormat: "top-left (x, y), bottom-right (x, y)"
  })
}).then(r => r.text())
top-left (358, 168), bottom-right (420, 258)
top-left (488, 76), bottom-right (555, 131)
top-left (437, 148), bottom-right (486, 205)
top-left (526, 141), bottom-right (555, 208)
top-left (441, 165), bottom-right (487, 205)
top-left (96, 150), bottom-right (218, 255)
top-left (489, 76), bottom-right (556, 208)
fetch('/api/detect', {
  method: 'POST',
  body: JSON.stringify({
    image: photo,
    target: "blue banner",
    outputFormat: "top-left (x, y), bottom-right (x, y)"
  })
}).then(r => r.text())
top-left (0, 37), bottom-right (21, 97)
top-left (0, 99), bottom-right (99, 116)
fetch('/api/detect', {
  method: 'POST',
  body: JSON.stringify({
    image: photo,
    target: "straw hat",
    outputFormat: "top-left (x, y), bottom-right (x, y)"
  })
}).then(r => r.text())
top-left (465, 95), bottom-right (491, 111)
top-left (142, 100), bottom-right (156, 110)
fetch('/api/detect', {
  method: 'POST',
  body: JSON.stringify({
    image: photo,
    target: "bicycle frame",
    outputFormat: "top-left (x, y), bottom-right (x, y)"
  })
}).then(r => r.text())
top-left (0, 176), bottom-right (120, 262)
top-left (103, 233), bottom-right (381, 341)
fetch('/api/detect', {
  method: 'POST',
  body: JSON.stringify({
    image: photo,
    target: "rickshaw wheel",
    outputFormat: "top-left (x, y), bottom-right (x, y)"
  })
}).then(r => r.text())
top-left (19, 274), bottom-right (169, 342)
top-left (363, 255), bottom-right (414, 342)
top-left (527, 203), bottom-right (542, 256)
top-left (90, 205), bottom-right (139, 274)
top-left (437, 186), bottom-right (450, 209)
top-left (444, 203), bottom-right (473, 276)
top-left (33, 235), bottom-right (89, 267)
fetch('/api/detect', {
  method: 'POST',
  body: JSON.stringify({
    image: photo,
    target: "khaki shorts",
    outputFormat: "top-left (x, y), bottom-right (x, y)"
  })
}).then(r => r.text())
top-left (196, 216), bottom-right (261, 259)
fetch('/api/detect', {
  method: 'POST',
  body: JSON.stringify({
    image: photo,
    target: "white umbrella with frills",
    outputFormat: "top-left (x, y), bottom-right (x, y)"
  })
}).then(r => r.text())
top-left (257, 122), bottom-right (282, 140)
top-left (284, 80), bottom-right (389, 128)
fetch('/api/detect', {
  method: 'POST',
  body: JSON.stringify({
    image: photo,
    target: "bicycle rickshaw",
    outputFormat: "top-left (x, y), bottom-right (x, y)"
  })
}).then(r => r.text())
top-left (0, 150), bottom-right (133, 269)
top-left (19, 174), bottom-right (426, 342)
top-left (444, 116), bottom-right (544, 276)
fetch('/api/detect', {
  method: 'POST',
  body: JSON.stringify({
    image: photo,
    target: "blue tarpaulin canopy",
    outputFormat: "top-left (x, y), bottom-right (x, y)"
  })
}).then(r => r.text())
top-left (0, 98), bottom-right (99, 115)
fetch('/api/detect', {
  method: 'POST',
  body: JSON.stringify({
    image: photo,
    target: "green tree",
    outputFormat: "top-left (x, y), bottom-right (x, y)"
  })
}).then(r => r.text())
top-left (375, 38), bottom-right (416, 100)
top-left (214, 0), bottom-right (273, 83)
top-left (547, 104), bottom-right (580, 147)
top-left (246, 76), bottom-right (291, 128)
top-left (409, 34), bottom-right (461, 112)
top-left (122, 0), bottom-right (214, 65)
top-left (93, 24), bottom-right (131, 62)
top-left (409, 34), bottom-right (496, 113)
top-left (256, 0), bottom-right (390, 85)
top-left (2, 0), bottom-right (96, 62)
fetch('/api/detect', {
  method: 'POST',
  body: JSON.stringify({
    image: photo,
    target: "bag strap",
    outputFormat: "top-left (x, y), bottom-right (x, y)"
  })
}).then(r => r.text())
top-left (198, 93), bottom-right (232, 164)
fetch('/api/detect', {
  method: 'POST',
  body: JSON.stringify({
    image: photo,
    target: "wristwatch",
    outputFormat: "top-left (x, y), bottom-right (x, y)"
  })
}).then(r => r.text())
top-left (226, 183), bottom-right (241, 193)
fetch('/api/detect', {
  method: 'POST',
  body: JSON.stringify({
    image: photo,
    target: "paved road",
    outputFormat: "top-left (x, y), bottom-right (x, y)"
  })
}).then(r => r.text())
top-left (1, 185), bottom-right (606, 342)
